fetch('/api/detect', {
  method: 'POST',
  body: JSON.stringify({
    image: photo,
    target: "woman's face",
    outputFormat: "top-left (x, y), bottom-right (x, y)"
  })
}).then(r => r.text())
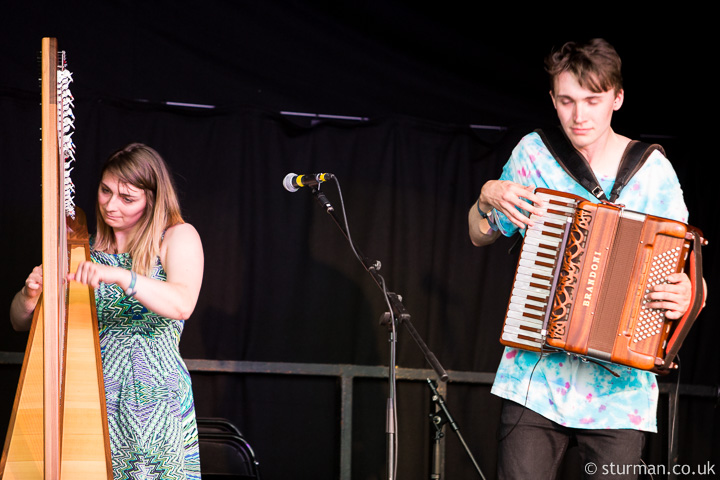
top-left (97, 172), bottom-right (148, 233)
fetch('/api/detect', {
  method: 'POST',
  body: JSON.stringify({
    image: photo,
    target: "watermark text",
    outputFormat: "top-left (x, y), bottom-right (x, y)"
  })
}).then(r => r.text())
top-left (584, 461), bottom-right (716, 476)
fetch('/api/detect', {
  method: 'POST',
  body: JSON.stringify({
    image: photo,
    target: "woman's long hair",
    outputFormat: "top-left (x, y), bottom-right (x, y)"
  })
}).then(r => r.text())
top-left (93, 143), bottom-right (184, 275)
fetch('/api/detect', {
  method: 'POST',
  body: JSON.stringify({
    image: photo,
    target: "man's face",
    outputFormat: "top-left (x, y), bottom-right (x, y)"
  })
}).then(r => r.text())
top-left (551, 71), bottom-right (623, 152)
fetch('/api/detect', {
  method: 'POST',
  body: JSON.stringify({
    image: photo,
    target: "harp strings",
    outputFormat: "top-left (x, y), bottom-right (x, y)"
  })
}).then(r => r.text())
top-left (57, 49), bottom-right (75, 396)
top-left (58, 49), bottom-right (75, 219)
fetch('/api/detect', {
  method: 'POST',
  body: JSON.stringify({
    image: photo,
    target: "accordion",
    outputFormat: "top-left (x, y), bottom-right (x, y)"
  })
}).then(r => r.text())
top-left (500, 189), bottom-right (706, 372)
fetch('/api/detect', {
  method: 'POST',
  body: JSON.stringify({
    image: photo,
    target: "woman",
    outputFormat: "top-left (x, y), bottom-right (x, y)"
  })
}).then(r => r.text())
top-left (10, 143), bottom-right (204, 479)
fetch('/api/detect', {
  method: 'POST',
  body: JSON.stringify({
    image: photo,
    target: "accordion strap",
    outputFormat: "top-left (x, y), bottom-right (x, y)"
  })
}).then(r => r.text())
top-left (536, 127), bottom-right (664, 202)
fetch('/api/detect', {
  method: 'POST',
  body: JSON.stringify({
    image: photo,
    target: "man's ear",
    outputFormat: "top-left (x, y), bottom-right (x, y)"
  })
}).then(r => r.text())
top-left (613, 89), bottom-right (625, 111)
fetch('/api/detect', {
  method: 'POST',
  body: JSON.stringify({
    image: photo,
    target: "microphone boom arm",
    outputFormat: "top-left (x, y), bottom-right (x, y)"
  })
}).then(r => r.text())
top-left (310, 185), bottom-right (449, 382)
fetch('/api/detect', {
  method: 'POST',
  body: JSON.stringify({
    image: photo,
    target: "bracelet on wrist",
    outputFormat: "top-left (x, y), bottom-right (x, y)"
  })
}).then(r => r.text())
top-left (476, 198), bottom-right (493, 219)
top-left (125, 271), bottom-right (137, 297)
top-left (476, 199), bottom-right (499, 232)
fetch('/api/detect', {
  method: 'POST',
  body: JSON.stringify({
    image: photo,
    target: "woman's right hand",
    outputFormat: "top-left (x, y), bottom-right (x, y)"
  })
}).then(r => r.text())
top-left (10, 265), bottom-right (43, 332)
top-left (22, 265), bottom-right (44, 299)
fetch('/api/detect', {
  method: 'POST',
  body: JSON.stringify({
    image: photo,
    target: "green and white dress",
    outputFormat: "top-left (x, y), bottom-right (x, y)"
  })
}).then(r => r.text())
top-left (91, 241), bottom-right (201, 479)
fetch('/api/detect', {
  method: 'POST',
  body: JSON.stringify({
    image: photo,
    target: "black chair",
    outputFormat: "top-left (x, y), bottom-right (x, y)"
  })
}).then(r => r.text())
top-left (197, 417), bottom-right (260, 480)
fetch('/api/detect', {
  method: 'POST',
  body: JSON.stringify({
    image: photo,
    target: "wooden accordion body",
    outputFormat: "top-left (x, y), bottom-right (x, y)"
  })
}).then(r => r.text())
top-left (500, 188), bottom-right (706, 372)
top-left (0, 38), bottom-right (112, 479)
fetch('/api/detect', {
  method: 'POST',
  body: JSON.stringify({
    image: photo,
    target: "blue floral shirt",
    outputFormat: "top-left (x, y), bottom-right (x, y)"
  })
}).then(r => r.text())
top-left (490, 132), bottom-right (688, 432)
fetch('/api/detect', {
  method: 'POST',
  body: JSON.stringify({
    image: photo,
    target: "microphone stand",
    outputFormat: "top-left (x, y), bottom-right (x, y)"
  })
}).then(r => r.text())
top-left (310, 185), bottom-right (449, 480)
top-left (427, 379), bottom-right (486, 479)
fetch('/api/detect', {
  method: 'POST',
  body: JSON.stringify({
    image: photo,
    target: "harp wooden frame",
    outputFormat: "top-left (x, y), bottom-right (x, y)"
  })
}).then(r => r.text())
top-left (0, 37), bottom-right (112, 480)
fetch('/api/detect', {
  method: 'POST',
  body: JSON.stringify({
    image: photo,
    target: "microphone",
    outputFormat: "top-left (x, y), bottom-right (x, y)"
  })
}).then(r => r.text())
top-left (283, 172), bottom-right (334, 192)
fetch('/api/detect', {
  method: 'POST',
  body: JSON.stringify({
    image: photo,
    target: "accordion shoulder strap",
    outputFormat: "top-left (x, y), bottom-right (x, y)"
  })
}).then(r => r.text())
top-left (536, 126), bottom-right (664, 202)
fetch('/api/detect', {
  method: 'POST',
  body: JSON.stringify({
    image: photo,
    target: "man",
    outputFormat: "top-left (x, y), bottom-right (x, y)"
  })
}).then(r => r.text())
top-left (468, 39), bottom-right (696, 479)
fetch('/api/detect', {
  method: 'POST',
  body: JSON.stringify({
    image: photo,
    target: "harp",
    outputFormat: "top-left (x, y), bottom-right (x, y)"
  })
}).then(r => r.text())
top-left (0, 38), bottom-right (112, 479)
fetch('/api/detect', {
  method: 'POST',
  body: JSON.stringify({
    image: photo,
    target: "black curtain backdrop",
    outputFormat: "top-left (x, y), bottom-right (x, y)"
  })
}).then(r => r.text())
top-left (1, 2), bottom-right (717, 479)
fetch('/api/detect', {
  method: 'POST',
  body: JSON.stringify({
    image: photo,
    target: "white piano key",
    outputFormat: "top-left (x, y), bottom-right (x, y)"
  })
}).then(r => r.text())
top-left (503, 324), bottom-right (543, 340)
top-left (538, 194), bottom-right (578, 208)
top-left (507, 300), bottom-right (544, 313)
top-left (533, 222), bottom-right (566, 236)
top-left (507, 303), bottom-right (545, 320)
top-left (525, 229), bottom-right (563, 245)
top-left (504, 323), bottom-right (543, 337)
top-left (535, 199), bottom-right (576, 212)
top-left (501, 332), bottom-right (543, 348)
top-left (523, 234), bottom-right (560, 248)
top-left (517, 265), bottom-right (554, 280)
top-left (545, 204), bottom-right (576, 214)
top-left (517, 258), bottom-right (554, 275)
top-left (507, 309), bottom-right (545, 325)
top-left (515, 273), bottom-right (552, 288)
top-left (521, 243), bottom-right (558, 256)
top-left (531, 211), bottom-right (572, 224)
top-left (528, 224), bottom-right (566, 238)
top-left (537, 192), bottom-right (577, 203)
top-left (520, 250), bottom-right (557, 266)
top-left (539, 227), bottom-right (566, 238)
top-left (510, 294), bottom-right (547, 309)
top-left (511, 284), bottom-right (551, 300)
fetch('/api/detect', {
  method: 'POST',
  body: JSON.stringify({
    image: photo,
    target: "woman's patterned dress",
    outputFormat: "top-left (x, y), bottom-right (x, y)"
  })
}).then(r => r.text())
top-left (92, 244), bottom-right (201, 479)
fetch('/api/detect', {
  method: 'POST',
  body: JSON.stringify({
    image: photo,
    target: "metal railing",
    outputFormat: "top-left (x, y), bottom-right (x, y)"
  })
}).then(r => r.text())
top-left (185, 359), bottom-right (495, 479)
top-left (1, 352), bottom-right (717, 479)
top-left (181, 359), bottom-right (718, 480)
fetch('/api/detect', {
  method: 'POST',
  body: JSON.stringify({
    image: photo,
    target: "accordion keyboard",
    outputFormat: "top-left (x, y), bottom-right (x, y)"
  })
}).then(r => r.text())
top-left (501, 190), bottom-right (581, 350)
